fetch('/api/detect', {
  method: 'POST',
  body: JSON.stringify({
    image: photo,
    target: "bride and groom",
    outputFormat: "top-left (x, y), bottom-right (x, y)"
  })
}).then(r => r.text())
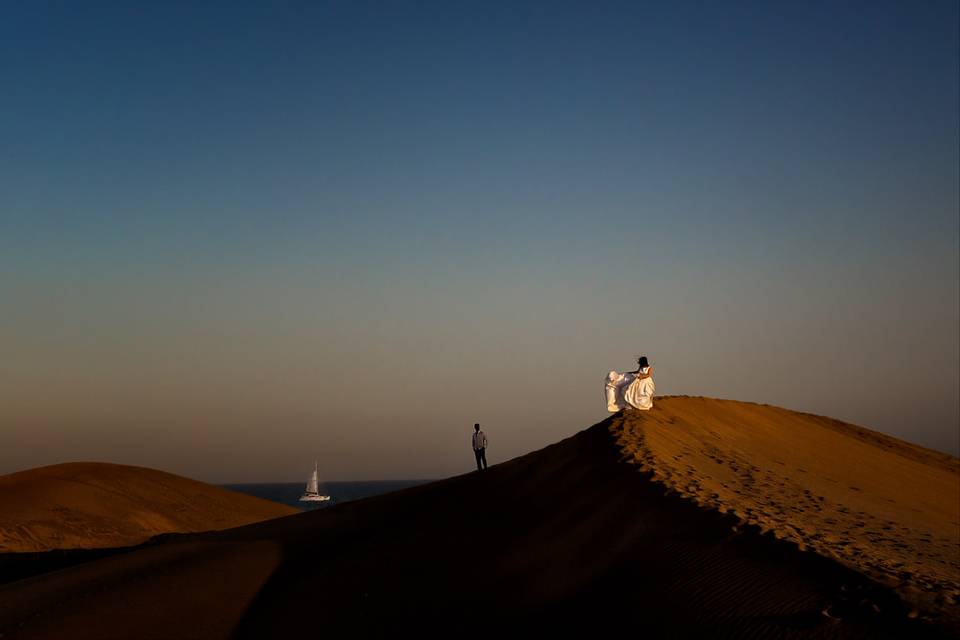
top-left (606, 356), bottom-right (656, 412)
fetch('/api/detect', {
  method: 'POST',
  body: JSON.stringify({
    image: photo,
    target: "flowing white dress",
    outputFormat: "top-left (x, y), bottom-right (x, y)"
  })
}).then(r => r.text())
top-left (605, 367), bottom-right (655, 412)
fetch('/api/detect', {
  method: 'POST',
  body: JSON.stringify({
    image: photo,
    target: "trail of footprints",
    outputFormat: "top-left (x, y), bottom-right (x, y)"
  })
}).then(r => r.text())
top-left (655, 441), bottom-right (960, 606)
top-left (617, 414), bottom-right (960, 613)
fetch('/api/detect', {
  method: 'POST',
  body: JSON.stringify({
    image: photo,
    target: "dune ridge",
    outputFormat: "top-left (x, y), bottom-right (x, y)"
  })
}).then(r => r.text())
top-left (1, 398), bottom-right (957, 639)
top-left (615, 396), bottom-right (960, 623)
top-left (0, 462), bottom-right (298, 552)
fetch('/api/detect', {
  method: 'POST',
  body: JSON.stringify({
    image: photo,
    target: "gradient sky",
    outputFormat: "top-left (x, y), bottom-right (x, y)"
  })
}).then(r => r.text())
top-left (2, 1), bottom-right (957, 482)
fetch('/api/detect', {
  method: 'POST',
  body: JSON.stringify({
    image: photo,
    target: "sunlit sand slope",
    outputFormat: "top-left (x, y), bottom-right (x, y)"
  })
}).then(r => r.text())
top-left (616, 396), bottom-right (959, 620)
top-left (0, 462), bottom-right (298, 552)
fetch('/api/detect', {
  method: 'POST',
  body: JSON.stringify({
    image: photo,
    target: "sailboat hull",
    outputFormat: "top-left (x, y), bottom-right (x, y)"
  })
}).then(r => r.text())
top-left (299, 494), bottom-right (331, 502)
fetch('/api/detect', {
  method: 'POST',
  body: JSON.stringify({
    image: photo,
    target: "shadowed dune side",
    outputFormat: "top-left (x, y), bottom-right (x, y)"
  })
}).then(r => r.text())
top-left (0, 462), bottom-right (299, 552)
top-left (1, 407), bottom-right (955, 639)
top-left (0, 540), bottom-right (284, 640)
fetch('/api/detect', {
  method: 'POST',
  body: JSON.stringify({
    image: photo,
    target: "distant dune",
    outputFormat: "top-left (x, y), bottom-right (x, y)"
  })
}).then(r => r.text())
top-left (0, 462), bottom-right (298, 552)
top-left (1, 399), bottom-right (957, 639)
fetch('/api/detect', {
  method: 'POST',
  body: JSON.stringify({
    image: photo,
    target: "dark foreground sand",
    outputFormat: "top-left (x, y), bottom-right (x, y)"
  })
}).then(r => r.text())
top-left (0, 462), bottom-right (299, 552)
top-left (1, 398), bottom-right (957, 639)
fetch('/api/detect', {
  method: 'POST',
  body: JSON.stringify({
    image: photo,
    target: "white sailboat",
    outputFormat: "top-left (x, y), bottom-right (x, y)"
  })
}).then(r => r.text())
top-left (299, 461), bottom-right (331, 503)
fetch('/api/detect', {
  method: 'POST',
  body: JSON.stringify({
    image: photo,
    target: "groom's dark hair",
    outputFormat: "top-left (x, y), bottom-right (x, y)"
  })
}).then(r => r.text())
top-left (638, 356), bottom-right (649, 368)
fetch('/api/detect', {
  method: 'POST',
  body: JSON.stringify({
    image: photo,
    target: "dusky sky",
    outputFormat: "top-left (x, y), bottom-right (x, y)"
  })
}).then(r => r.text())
top-left (2, 1), bottom-right (957, 481)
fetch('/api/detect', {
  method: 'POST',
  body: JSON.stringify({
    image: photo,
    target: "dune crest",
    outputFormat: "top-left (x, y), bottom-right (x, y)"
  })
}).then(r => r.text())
top-left (615, 396), bottom-right (960, 619)
top-left (2, 399), bottom-right (958, 638)
top-left (0, 462), bottom-right (298, 552)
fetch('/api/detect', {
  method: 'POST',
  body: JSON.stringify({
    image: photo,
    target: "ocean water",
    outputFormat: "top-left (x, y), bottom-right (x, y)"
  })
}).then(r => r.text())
top-left (223, 480), bottom-right (432, 510)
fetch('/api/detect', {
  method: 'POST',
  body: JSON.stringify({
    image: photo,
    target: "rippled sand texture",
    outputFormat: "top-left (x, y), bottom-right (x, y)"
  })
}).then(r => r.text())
top-left (615, 397), bottom-right (960, 622)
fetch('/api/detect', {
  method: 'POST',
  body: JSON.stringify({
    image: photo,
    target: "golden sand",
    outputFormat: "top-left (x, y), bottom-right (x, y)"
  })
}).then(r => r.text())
top-left (615, 396), bottom-right (960, 617)
top-left (0, 462), bottom-right (298, 552)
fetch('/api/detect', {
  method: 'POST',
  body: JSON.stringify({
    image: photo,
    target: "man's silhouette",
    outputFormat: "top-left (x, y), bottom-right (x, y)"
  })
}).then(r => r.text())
top-left (472, 423), bottom-right (488, 471)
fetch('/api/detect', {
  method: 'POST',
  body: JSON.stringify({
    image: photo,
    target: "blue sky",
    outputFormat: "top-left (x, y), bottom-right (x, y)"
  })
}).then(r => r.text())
top-left (1, 1), bottom-right (957, 480)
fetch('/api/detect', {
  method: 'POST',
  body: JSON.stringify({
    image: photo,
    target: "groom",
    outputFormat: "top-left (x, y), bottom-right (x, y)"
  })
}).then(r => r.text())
top-left (471, 423), bottom-right (488, 471)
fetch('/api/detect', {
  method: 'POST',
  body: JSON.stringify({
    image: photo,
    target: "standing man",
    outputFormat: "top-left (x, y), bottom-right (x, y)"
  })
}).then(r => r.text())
top-left (472, 423), bottom-right (488, 471)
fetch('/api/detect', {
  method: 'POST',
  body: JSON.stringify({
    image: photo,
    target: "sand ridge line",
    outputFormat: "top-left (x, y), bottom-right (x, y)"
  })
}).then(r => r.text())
top-left (2, 408), bottom-right (954, 639)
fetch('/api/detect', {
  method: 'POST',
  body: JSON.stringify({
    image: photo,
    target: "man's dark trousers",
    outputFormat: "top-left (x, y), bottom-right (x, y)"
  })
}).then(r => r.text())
top-left (474, 447), bottom-right (487, 471)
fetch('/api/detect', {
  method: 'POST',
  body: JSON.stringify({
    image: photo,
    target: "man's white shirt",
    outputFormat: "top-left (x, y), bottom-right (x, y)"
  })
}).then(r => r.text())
top-left (472, 431), bottom-right (488, 450)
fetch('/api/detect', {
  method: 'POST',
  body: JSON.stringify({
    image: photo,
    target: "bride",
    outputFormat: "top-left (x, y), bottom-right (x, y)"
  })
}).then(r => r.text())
top-left (605, 356), bottom-right (656, 411)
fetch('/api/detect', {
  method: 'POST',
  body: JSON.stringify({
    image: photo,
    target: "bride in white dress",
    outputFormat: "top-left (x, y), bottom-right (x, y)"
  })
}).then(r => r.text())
top-left (605, 356), bottom-right (656, 411)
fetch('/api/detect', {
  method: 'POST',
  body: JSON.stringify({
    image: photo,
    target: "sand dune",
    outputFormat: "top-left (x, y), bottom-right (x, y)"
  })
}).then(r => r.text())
top-left (0, 462), bottom-right (298, 552)
top-left (1, 399), bottom-right (957, 639)
top-left (616, 397), bottom-right (960, 624)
